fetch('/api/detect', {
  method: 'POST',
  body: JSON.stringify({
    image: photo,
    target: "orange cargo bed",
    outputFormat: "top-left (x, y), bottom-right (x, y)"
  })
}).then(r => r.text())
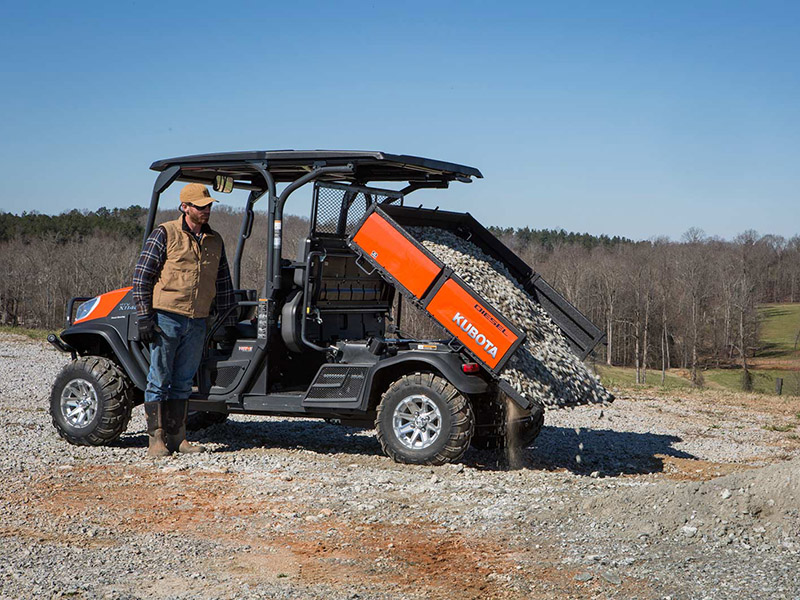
top-left (349, 206), bottom-right (526, 375)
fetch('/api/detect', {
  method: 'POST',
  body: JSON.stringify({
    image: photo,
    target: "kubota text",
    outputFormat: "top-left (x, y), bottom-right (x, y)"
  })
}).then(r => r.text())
top-left (452, 312), bottom-right (499, 358)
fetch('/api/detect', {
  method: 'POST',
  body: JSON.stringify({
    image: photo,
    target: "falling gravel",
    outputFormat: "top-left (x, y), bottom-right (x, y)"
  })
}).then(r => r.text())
top-left (407, 226), bottom-right (613, 409)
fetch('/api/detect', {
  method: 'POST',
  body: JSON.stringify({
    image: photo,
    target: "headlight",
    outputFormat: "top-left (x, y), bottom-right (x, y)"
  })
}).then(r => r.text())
top-left (75, 297), bottom-right (100, 322)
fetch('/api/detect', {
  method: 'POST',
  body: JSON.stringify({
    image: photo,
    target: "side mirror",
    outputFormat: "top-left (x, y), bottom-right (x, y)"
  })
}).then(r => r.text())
top-left (214, 175), bottom-right (235, 193)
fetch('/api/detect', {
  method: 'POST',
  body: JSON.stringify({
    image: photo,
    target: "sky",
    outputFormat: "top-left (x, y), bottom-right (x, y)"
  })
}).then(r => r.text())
top-left (1, 0), bottom-right (798, 241)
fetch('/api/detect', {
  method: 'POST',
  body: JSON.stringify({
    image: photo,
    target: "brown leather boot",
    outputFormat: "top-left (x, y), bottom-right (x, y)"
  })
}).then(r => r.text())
top-left (165, 399), bottom-right (205, 454)
top-left (144, 402), bottom-right (170, 457)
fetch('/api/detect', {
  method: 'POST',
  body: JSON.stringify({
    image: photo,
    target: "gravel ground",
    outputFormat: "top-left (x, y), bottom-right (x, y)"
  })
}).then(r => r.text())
top-left (1, 333), bottom-right (800, 600)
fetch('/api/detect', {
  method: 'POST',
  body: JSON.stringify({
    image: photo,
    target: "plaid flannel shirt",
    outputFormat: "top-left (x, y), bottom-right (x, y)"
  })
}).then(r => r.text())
top-left (132, 219), bottom-right (237, 327)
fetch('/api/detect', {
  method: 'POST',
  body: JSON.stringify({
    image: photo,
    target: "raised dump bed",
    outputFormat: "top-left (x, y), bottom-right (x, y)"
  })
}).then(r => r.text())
top-left (348, 204), bottom-right (605, 374)
top-left (350, 206), bottom-right (525, 375)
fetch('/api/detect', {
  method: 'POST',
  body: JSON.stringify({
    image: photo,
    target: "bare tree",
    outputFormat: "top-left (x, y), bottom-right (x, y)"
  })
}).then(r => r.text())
top-left (731, 231), bottom-right (762, 390)
top-left (593, 246), bottom-right (627, 366)
top-left (678, 228), bottom-right (709, 386)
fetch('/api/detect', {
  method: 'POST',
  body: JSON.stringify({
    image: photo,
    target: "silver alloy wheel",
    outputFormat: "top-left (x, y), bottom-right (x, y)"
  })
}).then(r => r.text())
top-left (60, 378), bottom-right (98, 428)
top-left (392, 394), bottom-right (443, 450)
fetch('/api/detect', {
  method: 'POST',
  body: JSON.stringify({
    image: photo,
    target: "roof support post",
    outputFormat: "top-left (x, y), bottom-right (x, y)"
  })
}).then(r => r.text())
top-left (269, 165), bottom-right (354, 298)
top-left (249, 163), bottom-right (277, 300)
top-left (143, 165), bottom-right (180, 247)
top-left (233, 189), bottom-right (266, 290)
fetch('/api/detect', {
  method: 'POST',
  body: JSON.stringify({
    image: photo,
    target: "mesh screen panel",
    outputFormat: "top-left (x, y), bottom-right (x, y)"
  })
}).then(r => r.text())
top-left (305, 366), bottom-right (368, 400)
top-left (213, 366), bottom-right (242, 389)
top-left (313, 184), bottom-right (399, 236)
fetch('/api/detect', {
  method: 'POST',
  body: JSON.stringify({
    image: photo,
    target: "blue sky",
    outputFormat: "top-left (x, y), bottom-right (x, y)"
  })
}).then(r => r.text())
top-left (1, 0), bottom-right (798, 240)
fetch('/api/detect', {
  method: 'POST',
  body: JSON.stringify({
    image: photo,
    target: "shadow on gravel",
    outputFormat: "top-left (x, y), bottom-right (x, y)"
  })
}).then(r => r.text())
top-left (108, 420), bottom-right (383, 456)
top-left (110, 421), bottom-right (696, 476)
top-left (191, 419), bottom-right (385, 457)
top-left (520, 426), bottom-right (698, 476)
top-left (110, 432), bottom-right (149, 448)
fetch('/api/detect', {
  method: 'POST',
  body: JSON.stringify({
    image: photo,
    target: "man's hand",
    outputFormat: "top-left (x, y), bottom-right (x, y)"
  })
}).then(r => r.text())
top-left (138, 315), bottom-right (163, 344)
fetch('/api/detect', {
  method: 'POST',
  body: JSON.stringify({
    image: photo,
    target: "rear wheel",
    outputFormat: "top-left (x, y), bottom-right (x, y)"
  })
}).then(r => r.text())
top-left (376, 372), bottom-right (474, 465)
top-left (50, 356), bottom-right (133, 446)
top-left (471, 391), bottom-right (544, 450)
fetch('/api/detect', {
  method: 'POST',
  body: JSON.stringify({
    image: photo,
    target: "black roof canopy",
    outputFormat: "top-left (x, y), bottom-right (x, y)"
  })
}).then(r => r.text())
top-left (149, 150), bottom-right (483, 187)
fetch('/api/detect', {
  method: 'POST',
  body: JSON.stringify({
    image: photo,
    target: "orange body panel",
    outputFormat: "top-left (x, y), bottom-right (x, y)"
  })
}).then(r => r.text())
top-left (351, 213), bottom-right (441, 298)
top-left (74, 287), bottom-right (132, 324)
top-left (426, 279), bottom-right (519, 370)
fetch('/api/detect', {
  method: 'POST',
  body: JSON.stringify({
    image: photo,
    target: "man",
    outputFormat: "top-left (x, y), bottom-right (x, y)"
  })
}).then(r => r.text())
top-left (133, 183), bottom-right (237, 457)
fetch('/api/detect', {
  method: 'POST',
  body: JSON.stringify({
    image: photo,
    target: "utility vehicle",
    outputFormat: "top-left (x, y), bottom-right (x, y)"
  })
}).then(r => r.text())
top-left (49, 151), bottom-right (604, 465)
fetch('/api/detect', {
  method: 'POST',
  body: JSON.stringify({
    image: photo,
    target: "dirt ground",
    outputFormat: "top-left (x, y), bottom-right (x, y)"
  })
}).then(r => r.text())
top-left (1, 334), bottom-right (800, 599)
top-left (3, 462), bottom-right (672, 599)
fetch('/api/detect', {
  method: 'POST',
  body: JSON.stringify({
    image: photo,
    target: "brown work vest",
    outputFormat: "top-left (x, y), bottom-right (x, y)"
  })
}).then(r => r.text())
top-left (152, 217), bottom-right (223, 319)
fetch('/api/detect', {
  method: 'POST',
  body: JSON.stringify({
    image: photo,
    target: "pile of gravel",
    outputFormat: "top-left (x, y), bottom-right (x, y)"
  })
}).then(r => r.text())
top-left (408, 226), bottom-right (612, 409)
top-left (585, 456), bottom-right (800, 549)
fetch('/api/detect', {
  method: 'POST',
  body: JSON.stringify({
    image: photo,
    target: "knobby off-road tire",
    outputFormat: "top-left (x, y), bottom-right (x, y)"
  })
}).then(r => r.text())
top-left (186, 410), bottom-right (228, 432)
top-left (50, 356), bottom-right (134, 446)
top-left (471, 392), bottom-right (545, 451)
top-left (376, 372), bottom-right (474, 466)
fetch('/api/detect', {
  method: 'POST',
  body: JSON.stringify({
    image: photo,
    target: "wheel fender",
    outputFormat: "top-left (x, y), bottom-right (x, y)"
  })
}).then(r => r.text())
top-left (61, 323), bottom-right (147, 390)
top-left (362, 351), bottom-right (489, 410)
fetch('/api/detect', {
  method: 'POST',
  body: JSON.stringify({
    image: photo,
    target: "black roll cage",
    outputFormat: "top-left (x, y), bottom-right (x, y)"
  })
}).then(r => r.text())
top-left (144, 151), bottom-right (482, 305)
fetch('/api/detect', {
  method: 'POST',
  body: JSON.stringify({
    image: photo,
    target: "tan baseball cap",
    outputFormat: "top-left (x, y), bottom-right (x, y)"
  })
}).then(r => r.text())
top-left (179, 183), bottom-right (218, 207)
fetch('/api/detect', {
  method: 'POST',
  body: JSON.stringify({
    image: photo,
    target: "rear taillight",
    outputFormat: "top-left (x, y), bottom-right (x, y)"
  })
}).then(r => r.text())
top-left (461, 362), bottom-right (480, 373)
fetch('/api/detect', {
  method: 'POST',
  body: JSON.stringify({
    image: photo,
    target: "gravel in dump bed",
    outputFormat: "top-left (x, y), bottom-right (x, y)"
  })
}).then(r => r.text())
top-left (407, 226), bottom-right (613, 409)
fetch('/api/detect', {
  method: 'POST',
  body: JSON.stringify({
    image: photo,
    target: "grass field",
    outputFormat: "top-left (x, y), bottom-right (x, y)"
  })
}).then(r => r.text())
top-left (704, 304), bottom-right (800, 395)
top-left (758, 303), bottom-right (800, 358)
top-left (594, 364), bottom-right (800, 397)
top-left (0, 325), bottom-right (51, 341)
top-left (594, 303), bottom-right (800, 397)
top-left (704, 368), bottom-right (800, 396)
top-left (592, 364), bottom-right (693, 391)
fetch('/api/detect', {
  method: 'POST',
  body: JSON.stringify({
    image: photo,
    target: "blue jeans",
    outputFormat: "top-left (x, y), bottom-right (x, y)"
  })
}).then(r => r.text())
top-left (144, 310), bottom-right (207, 403)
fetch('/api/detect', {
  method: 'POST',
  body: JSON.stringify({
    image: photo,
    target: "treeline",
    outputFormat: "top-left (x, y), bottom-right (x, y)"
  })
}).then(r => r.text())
top-left (501, 227), bottom-right (800, 385)
top-left (0, 206), bottom-right (305, 329)
top-left (488, 226), bottom-right (633, 251)
top-left (1, 207), bottom-right (798, 387)
top-left (0, 206), bottom-right (147, 243)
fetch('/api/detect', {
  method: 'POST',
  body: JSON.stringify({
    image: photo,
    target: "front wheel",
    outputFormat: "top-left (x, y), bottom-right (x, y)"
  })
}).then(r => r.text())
top-left (376, 372), bottom-right (474, 465)
top-left (50, 356), bottom-right (133, 446)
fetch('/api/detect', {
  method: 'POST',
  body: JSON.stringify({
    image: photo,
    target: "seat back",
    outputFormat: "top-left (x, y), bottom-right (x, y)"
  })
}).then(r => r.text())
top-left (281, 236), bottom-right (392, 352)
